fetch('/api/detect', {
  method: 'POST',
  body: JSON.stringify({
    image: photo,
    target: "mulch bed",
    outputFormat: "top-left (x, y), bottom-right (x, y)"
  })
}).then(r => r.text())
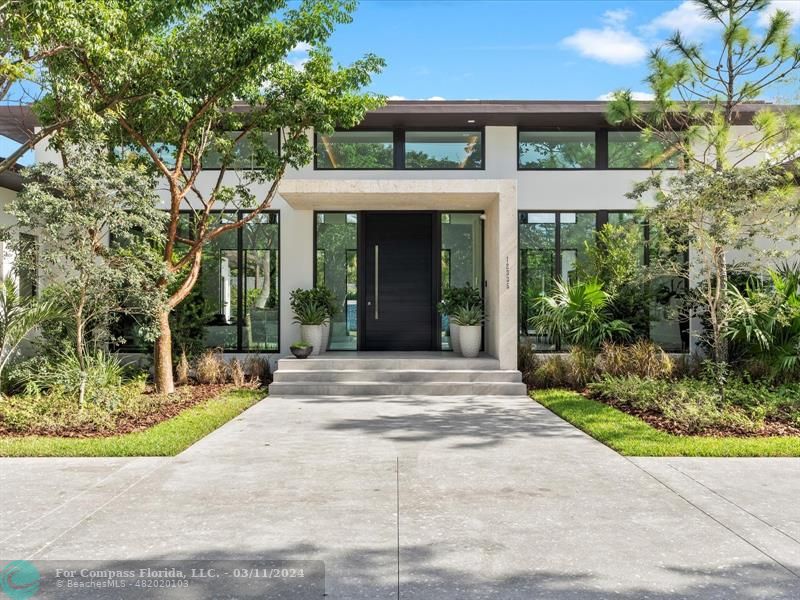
top-left (588, 392), bottom-right (800, 438)
top-left (0, 383), bottom-right (259, 439)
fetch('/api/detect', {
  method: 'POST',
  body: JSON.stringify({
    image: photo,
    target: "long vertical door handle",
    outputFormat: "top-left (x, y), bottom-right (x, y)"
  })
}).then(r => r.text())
top-left (374, 244), bottom-right (379, 320)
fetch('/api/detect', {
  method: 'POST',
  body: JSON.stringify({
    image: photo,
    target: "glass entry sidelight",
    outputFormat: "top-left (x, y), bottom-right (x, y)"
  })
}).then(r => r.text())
top-left (362, 212), bottom-right (437, 351)
top-left (440, 213), bottom-right (484, 350)
top-left (315, 213), bottom-right (358, 350)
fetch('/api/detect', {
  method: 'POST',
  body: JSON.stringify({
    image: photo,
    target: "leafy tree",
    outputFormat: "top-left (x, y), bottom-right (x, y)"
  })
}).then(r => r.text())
top-left (0, 276), bottom-right (61, 392)
top-left (7, 143), bottom-right (167, 369)
top-left (607, 0), bottom-right (800, 382)
top-left (36, 0), bottom-right (384, 392)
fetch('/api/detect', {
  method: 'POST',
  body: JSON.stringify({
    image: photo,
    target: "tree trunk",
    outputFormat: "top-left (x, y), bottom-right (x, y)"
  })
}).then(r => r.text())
top-left (153, 309), bottom-right (175, 394)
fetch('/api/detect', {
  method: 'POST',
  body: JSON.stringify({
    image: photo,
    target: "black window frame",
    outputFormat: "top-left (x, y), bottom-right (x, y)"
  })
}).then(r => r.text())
top-left (200, 129), bottom-right (282, 171)
top-left (313, 127), bottom-right (486, 171)
top-left (517, 209), bottom-right (686, 352)
top-left (113, 209), bottom-right (281, 354)
top-left (517, 127), bottom-right (680, 171)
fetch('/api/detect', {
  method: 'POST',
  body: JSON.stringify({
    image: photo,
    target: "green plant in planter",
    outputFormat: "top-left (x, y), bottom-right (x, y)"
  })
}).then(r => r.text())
top-left (310, 286), bottom-right (338, 318)
top-left (438, 285), bottom-right (482, 316)
top-left (290, 288), bottom-right (329, 325)
top-left (451, 304), bottom-right (485, 326)
top-left (290, 340), bottom-right (311, 349)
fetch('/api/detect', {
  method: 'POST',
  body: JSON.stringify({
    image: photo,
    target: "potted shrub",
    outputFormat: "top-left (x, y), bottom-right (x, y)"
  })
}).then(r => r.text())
top-left (311, 286), bottom-right (337, 354)
top-left (290, 288), bottom-right (329, 356)
top-left (438, 285), bottom-right (482, 353)
top-left (452, 304), bottom-right (485, 358)
top-left (290, 341), bottom-right (313, 359)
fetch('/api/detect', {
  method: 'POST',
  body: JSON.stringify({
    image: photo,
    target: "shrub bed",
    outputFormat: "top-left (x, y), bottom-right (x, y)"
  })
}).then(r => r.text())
top-left (588, 376), bottom-right (800, 437)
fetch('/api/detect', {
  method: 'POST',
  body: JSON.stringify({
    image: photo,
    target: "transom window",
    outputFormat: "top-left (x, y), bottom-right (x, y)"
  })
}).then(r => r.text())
top-left (518, 131), bottom-right (596, 169)
top-left (314, 129), bottom-right (484, 170)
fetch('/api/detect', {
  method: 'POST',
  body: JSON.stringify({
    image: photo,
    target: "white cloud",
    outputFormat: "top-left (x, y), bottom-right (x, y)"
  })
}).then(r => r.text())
top-left (758, 1), bottom-right (800, 27)
top-left (287, 42), bottom-right (311, 71)
top-left (562, 26), bottom-right (648, 65)
top-left (603, 8), bottom-right (633, 27)
top-left (597, 90), bottom-right (655, 101)
top-left (387, 95), bottom-right (407, 101)
top-left (641, 1), bottom-right (718, 39)
top-left (426, 96), bottom-right (445, 101)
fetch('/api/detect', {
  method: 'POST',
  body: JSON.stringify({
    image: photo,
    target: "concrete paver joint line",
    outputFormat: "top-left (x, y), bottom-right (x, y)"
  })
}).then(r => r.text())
top-left (666, 463), bottom-right (800, 547)
top-left (24, 459), bottom-right (169, 561)
top-left (627, 457), bottom-right (800, 581)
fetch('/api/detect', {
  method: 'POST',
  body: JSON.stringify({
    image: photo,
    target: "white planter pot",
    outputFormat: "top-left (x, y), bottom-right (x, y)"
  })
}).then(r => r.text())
top-left (459, 325), bottom-right (482, 358)
top-left (449, 322), bottom-right (462, 354)
top-left (300, 324), bottom-right (323, 356)
top-left (320, 322), bottom-right (330, 354)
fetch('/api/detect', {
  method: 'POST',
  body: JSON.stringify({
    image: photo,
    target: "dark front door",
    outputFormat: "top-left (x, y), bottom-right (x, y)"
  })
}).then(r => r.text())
top-left (362, 212), bottom-right (436, 350)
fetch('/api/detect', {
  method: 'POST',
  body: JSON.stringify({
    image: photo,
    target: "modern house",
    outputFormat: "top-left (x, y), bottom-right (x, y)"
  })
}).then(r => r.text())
top-left (0, 100), bottom-right (783, 395)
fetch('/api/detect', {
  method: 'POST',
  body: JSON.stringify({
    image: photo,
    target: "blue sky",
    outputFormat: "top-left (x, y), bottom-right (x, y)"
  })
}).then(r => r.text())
top-left (4, 0), bottom-right (799, 163)
top-left (314, 0), bottom-right (800, 100)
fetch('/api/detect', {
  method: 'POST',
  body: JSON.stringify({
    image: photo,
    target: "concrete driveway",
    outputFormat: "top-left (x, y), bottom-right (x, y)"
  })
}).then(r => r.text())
top-left (1, 394), bottom-right (799, 599)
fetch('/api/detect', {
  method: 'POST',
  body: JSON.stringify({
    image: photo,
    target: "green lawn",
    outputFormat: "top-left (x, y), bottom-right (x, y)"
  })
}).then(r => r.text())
top-left (533, 389), bottom-right (800, 457)
top-left (0, 389), bottom-right (264, 457)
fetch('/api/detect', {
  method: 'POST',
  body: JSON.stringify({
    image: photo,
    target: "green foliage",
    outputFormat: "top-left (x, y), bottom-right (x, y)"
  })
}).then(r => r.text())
top-left (534, 389), bottom-right (800, 457)
top-left (289, 288), bottom-right (329, 325)
top-left (0, 389), bottom-right (263, 457)
top-left (10, 350), bottom-right (134, 410)
top-left (0, 277), bottom-right (63, 392)
top-left (529, 279), bottom-right (633, 351)
top-left (596, 340), bottom-right (675, 380)
top-left (530, 355), bottom-right (574, 389)
top-left (517, 341), bottom-right (540, 389)
top-left (725, 263), bottom-right (800, 382)
top-left (7, 143), bottom-right (167, 363)
top-left (291, 341), bottom-right (311, 348)
top-left (451, 304), bottom-right (485, 327)
top-left (169, 285), bottom-right (215, 358)
top-left (310, 286), bottom-right (338, 318)
top-left (589, 375), bottom-right (800, 434)
top-left (438, 284), bottom-right (482, 316)
top-left (581, 222), bottom-right (652, 338)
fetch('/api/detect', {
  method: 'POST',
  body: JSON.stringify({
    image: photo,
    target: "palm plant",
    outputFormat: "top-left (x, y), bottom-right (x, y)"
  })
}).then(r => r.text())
top-left (451, 304), bottom-right (485, 326)
top-left (725, 264), bottom-right (800, 382)
top-left (529, 279), bottom-right (632, 352)
top-left (0, 277), bottom-right (62, 392)
top-left (289, 289), bottom-right (329, 325)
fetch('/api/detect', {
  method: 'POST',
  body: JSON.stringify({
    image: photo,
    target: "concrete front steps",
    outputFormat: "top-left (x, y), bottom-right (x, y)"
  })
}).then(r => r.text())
top-left (268, 353), bottom-right (527, 397)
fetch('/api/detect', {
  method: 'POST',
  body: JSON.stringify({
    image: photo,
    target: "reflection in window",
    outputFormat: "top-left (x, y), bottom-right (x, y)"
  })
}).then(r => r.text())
top-left (316, 131), bottom-right (394, 169)
top-left (203, 131), bottom-right (279, 170)
top-left (441, 213), bottom-right (483, 350)
top-left (559, 213), bottom-right (596, 283)
top-left (315, 213), bottom-right (358, 350)
top-left (242, 214), bottom-right (280, 351)
top-left (519, 213), bottom-right (557, 350)
top-left (608, 131), bottom-right (680, 169)
top-left (518, 131), bottom-right (595, 169)
top-left (201, 220), bottom-right (239, 350)
top-left (405, 131), bottom-right (482, 169)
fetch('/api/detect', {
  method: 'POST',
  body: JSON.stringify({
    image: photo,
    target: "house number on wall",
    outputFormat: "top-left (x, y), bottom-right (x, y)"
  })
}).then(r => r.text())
top-left (505, 256), bottom-right (510, 290)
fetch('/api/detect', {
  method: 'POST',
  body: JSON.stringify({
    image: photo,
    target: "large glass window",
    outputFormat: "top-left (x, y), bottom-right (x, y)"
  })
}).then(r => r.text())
top-left (520, 210), bottom-right (686, 352)
top-left (441, 213), bottom-right (483, 350)
top-left (519, 213), bottom-right (557, 350)
top-left (608, 131), bottom-right (680, 169)
top-left (315, 131), bottom-right (394, 169)
top-left (405, 131), bottom-right (483, 169)
top-left (518, 131), bottom-right (596, 169)
top-left (199, 211), bottom-right (280, 352)
top-left (242, 214), bottom-right (280, 351)
top-left (203, 131), bottom-right (279, 170)
top-left (315, 213), bottom-right (358, 350)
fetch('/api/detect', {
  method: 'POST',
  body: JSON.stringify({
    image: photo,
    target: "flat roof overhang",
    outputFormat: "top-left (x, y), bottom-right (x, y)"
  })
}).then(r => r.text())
top-left (278, 179), bottom-right (516, 210)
